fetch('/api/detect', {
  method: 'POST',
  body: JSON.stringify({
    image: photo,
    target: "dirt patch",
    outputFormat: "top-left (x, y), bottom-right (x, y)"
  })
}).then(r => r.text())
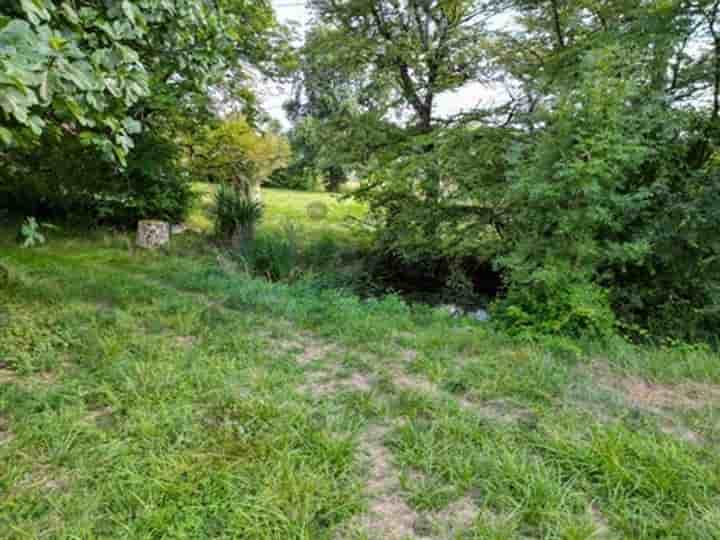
top-left (303, 382), bottom-right (334, 396)
top-left (0, 368), bottom-right (57, 387)
top-left (15, 465), bottom-right (71, 493)
top-left (275, 334), bottom-right (342, 366)
top-left (566, 365), bottom-right (707, 445)
top-left (349, 425), bottom-right (423, 540)
top-left (391, 367), bottom-right (533, 425)
top-left (302, 369), bottom-right (374, 397)
top-left (299, 341), bottom-right (340, 365)
top-left (346, 372), bottom-right (374, 392)
top-left (174, 335), bottom-right (196, 349)
top-left (83, 407), bottom-right (113, 427)
top-left (0, 417), bottom-right (14, 445)
top-left (94, 298), bottom-right (115, 311)
top-left (0, 367), bottom-right (18, 384)
top-left (623, 379), bottom-right (720, 410)
top-left (272, 338), bottom-right (305, 354)
top-left (34, 371), bottom-right (58, 385)
top-left (427, 495), bottom-right (479, 537)
top-left (658, 420), bottom-right (703, 445)
top-left (0, 430), bottom-right (14, 445)
top-left (391, 368), bottom-right (438, 396)
top-left (587, 361), bottom-right (720, 411)
top-left (469, 398), bottom-right (534, 423)
top-left (281, 334), bottom-right (359, 397)
top-left (589, 504), bottom-right (612, 538)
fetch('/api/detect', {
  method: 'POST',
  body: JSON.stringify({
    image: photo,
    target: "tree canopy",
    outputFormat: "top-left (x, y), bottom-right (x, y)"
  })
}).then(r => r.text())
top-left (0, 0), bottom-right (279, 161)
top-left (281, 0), bottom-right (720, 341)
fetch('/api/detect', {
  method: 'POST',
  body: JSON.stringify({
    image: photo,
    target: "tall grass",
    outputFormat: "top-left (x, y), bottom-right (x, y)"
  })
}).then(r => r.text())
top-left (230, 221), bottom-right (365, 290)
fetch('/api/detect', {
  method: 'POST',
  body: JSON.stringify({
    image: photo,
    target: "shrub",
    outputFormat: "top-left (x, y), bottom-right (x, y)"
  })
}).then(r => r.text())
top-left (494, 262), bottom-right (616, 340)
top-left (0, 132), bottom-right (196, 227)
top-left (233, 224), bottom-right (359, 285)
top-left (496, 46), bottom-right (720, 342)
top-left (266, 165), bottom-right (323, 191)
top-left (240, 223), bottom-right (301, 281)
top-left (17, 217), bottom-right (47, 248)
top-left (90, 134), bottom-right (196, 225)
top-left (192, 115), bottom-right (290, 187)
top-left (306, 201), bottom-right (329, 220)
top-left (0, 263), bottom-right (9, 286)
top-left (211, 183), bottom-right (263, 248)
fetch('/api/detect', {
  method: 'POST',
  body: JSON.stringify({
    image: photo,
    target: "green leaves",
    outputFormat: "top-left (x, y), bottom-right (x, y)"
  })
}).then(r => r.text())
top-left (123, 118), bottom-right (142, 135)
top-left (0, 18), bottom-right (34, 48)
top-left (0, 12), bottom-right (100, 147)
top-left (55, 59), bottom-right (98, 91)
top-left (19, 0), bottom-right (51, 25)
top-left (0, 0), bottom-right (276, 157)
top-left (0, 86), bottom-right (38, 125)
top-left (60, 2), bottom-right (80, 25)
top-left (18, 216), bottom-right (47, 248)
top-left (0, 126), bottom-right (12, 145)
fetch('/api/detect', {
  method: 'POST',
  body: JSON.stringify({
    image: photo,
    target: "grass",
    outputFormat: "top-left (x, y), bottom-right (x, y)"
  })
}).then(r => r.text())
top-left (189, 184), bottom-right (367, 245)
top-left (1, 209), bottom-right (720, 538)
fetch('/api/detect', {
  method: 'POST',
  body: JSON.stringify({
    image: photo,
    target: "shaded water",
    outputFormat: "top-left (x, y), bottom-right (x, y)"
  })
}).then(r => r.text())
top-left (364, 253), bottom-right (504, 309)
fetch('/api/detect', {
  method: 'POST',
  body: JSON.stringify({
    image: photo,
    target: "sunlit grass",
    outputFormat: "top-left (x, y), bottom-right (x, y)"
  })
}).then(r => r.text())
top-left (189, 183), bottom-right (367, 245)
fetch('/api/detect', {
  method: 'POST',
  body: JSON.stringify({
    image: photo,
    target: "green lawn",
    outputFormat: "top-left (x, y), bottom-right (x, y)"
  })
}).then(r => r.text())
top-left (1, 218), bottom-right (720, 538)
top-left (190, 184), bottom-right (367, 245)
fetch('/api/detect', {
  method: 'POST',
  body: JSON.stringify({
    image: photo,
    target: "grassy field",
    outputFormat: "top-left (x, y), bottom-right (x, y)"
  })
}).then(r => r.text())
top-left (189, 185), bottom-right (367, 245)
top-left (1, 201), bottom-right (720, 538)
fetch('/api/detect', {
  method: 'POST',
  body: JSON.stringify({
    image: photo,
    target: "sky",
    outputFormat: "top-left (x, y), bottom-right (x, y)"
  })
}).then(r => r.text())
top-left (260, 1), bottom-right (307, 125)
top-left (262, 0), bottom-right (502, 128)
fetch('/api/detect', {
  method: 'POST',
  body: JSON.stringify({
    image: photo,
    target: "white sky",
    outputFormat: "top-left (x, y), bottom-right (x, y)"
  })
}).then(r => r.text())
top-left (262, 0), bottom-right (501, 128)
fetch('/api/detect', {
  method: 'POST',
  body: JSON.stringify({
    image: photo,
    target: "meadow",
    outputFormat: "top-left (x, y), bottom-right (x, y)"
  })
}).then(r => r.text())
top-left (1, 191), bottom-right (720, 539)
top-left (189, 184), bottom-right (367, 245)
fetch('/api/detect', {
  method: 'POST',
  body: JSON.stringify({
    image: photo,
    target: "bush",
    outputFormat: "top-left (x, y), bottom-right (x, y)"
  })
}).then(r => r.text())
top-left (306, 201), bottom-right (329, 220)
top-left (17, 217), bottom-right (57, 248)
top-left (497, 47), bottom-right (720, 342)
top-left (95, 133), bottom-right (196, 225)
top-left (266, 166), bottom-right (322, 191)
top-left (231, 224), bottom-right (359, 285)
top-left (239, 223), bottom-right (301, 281)
top-left (192, 115), bottom-right (290, 187)
top-left (494, 264), bottom-right (617, 340)
top-left (211, 183), bottom-right (263, 247)
top-left (0, 131), bottom-right (196, 227)
top-left (0, 263), bottom-right (9, 287)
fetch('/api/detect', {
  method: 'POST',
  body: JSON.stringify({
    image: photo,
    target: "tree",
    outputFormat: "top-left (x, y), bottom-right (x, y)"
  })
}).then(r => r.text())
top-left (296, 0), bottom-right (503, 236)
top-left (0, 0), bottom-right (279, 162)
top-left (279, 26), bottom-right (372, 191)
top-left (272, 1), bottom-right (522, 310)
top-left (193, 115), bottom-right (291, 197)
top-left (290, 0), bottom-right (720, 340)
top-left (309, 0), bottom-right (494, 131)
top-left (196, 115), bottom-right (290, 250)
top-left (484, 0), bottom-right (720, 339)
